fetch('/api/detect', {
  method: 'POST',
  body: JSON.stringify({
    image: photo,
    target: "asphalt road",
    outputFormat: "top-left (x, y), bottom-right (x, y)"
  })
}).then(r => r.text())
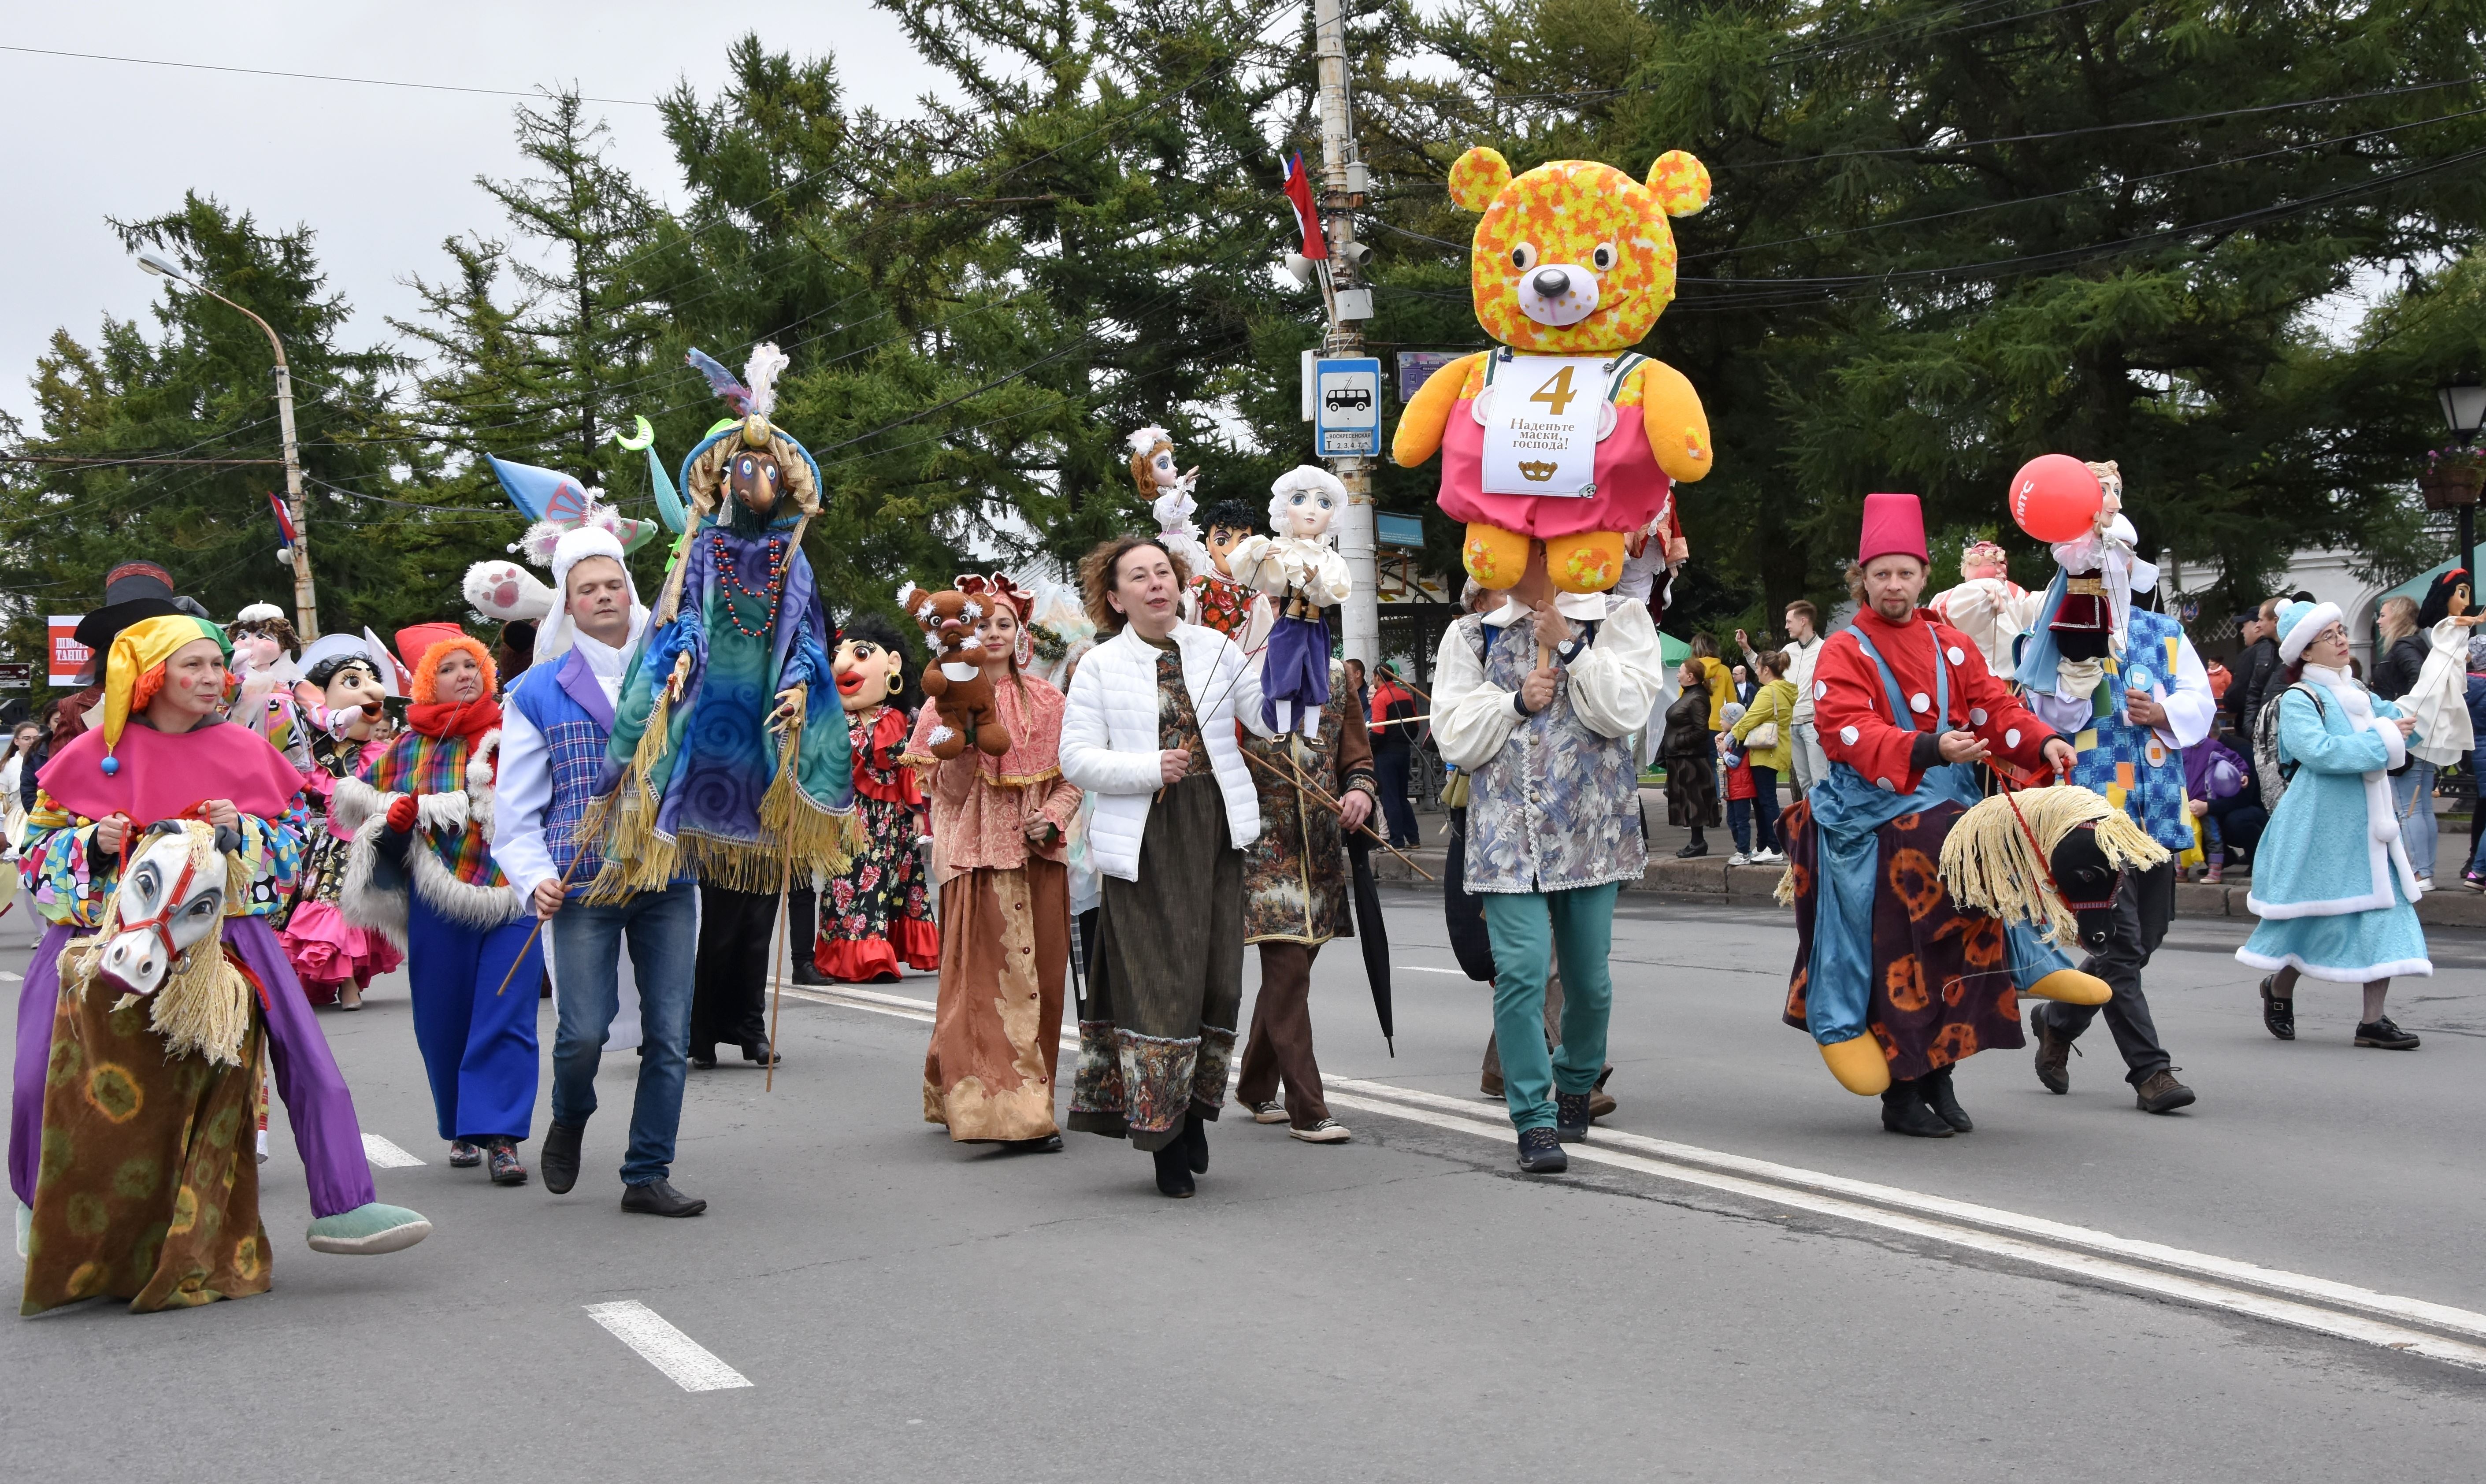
top-left (6, 887), bottom-right (2485, 1482)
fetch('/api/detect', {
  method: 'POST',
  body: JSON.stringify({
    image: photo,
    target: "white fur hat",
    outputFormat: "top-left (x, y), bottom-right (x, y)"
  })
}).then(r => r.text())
top-left (534, 525), bottom-right (646, 664)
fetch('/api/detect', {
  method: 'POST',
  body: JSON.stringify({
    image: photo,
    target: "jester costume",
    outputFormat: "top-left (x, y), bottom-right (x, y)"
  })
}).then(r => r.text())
top-left (13, 614), bottom-right (427, 1308)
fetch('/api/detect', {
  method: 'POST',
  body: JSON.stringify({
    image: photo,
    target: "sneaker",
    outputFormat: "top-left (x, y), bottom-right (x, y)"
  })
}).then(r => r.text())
top-left (1289, 1118), bottom-right (1351, 1143)
top-left (2204, 863), bottom-right (2224, 884)
top-left (1727, 852), bottom-right (1752, 867)
top-left (1516, 1127), bottom-right (1569, 1174)
top-left (1554, 1091), bottom-right (1592, 1143)
top-left (2463, 870), bottom-right (2486, 893)
top-left (2133, 1068), bottom-right (2196, 1114)
top-left (486, 1138), bottom-right (529, 1186)
top-left (2413, 876), bottom-right (2434, 894)
top-left (1752, 849), bottom-right (1784, 865)
top-left (1241, 1098), bottom-right (1288, 1124)
top-left (2354, 1017), bottom-right (2420, 1050)
top-left (447, 1139), bottom-right (483, 1169)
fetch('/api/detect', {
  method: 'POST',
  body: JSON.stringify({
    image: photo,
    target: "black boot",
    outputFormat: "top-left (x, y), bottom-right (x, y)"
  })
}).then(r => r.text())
top-left (541, 1120), bottom-right (586, 1195)
top-left (789, 889), bottom-right (828, 987)
top-left (742, 1038), bottom-right (776, 1067)
top-left (1182, 1107), bottom-right (1210, 1175)
top-left (1151, 1142), bottom-right (1195, 1198)
top-left (1918, 1065), bottom-right (1973, 1133)
top-left (1880, 1080), bottom-right (1954, 1138)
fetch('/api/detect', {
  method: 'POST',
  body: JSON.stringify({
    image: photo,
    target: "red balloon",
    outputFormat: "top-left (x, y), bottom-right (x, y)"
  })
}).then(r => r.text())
top-left (2007, 454), bottom-right (2104, 543)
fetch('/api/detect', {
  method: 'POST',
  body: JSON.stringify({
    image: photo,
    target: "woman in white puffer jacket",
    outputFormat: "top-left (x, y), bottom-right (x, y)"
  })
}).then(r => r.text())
top-left (1059, 534), bottom-right (1273, 1197)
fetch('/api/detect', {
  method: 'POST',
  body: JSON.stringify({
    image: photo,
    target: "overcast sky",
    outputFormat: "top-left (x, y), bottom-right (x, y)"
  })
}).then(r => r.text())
top-left (0, 1), bottom-right (959, 428)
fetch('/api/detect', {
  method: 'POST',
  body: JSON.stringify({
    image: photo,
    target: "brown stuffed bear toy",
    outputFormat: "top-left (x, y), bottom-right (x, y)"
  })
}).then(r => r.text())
top-left (898, 582), bottom-right (1014, 760)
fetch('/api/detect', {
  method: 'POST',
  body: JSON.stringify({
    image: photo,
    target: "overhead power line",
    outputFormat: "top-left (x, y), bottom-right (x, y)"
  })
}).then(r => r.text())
top-left (0, 44), bottom-right (656, 107)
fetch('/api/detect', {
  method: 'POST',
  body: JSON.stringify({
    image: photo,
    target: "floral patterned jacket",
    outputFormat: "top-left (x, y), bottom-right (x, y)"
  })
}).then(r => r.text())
top-left (1241, 685), bottom-right (1377, 944)
top-left (19, 790), bottom-right (306, 929)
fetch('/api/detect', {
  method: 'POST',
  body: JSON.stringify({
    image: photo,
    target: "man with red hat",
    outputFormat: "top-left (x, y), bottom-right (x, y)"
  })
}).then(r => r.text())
top-left (1778, 493), bottom-right (2086, 1136)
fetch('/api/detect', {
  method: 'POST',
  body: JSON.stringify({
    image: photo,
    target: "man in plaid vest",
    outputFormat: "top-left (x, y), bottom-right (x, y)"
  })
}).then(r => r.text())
top-left (497, 528), bottom-right (705, 1217)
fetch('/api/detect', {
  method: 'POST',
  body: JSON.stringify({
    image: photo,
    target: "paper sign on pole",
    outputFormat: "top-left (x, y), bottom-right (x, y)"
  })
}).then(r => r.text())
top-left (1480, 355), bottom-right (1605, 498)
top-left (47, 617), bottom-right (91, 686)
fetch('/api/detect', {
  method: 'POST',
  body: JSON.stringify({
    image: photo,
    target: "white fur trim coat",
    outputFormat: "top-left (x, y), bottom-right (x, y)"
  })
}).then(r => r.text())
top-left (2245, 669), bottom-right (2424, 918)
top-left (335, 729), bottom-right (527, 942)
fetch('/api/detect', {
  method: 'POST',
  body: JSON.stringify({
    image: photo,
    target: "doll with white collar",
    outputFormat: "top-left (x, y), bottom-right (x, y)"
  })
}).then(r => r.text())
top-left (1128, 425), bottom-right (1208, 582)
top-left (1228, 466), bottom-right (1354, 739)
top-left (228, 602), bottom-right (317, 776)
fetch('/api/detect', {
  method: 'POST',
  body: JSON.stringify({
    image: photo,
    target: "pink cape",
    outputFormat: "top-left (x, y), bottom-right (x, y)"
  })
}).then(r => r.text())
top-left (37, 718), bottom-right (304, 825)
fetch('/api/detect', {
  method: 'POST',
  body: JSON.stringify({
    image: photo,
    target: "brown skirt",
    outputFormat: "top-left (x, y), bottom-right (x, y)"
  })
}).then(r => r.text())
top-left (923, 860), bottom-right (1069, 1142)
top-left (23, 974), bottom-right (270, 1315)
top-left (1069, 769), bottom-right (1246, 1152)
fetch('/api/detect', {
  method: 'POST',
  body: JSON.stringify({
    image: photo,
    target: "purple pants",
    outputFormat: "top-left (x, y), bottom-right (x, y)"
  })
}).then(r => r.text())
top-left (1261, 614), bottom-right (1332, 737)
top-left (11, 916), bottom-right (378, 1218)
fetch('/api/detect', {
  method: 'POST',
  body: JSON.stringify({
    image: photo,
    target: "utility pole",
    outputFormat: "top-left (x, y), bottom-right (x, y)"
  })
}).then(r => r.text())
top-left (1312, 0), bottom-right (1377, 668)
top-left (136, 253), bottom-right (320, 639)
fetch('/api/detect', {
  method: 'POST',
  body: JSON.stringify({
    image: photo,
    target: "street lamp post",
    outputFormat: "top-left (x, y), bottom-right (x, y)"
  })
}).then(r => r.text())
top-left (2442, 374), bottom-right (2486, 578)
top-left (136, 252), bottom-right (319, 640)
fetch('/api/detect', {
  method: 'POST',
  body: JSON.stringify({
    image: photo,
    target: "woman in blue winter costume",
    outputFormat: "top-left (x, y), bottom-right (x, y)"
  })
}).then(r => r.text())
top-left (2236, 600), bottom-right (2430, 1050)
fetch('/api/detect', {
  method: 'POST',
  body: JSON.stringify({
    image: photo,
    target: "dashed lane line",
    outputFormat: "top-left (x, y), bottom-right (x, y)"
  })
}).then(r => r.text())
top-left (360, 1132), bottom-right (425, 1168)
top-left (584, 1300), bottom-right (753, 1391)
top-left (785, 980), bottom-right (2486, 1372)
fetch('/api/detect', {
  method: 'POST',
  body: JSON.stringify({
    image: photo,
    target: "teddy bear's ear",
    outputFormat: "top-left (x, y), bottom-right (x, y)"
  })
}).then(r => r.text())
top-left (1447, 147), bottom-right (1513, 211)
top-left (1646, 149), bottom-right (1712, 218)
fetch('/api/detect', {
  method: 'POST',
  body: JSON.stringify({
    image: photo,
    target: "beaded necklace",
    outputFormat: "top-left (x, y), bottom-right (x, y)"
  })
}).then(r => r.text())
top-left (713, 531), bottom-right (790, 639)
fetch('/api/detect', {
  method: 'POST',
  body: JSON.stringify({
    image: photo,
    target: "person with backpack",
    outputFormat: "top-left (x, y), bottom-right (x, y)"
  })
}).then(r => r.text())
top-left (2236, 601), bottom-right (2431, 1050)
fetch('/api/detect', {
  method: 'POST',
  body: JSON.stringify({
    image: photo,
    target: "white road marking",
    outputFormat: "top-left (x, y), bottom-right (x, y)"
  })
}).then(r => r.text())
top-left (0, 969), bottom-right (20, 982)
top-left (1400, 965), bottom-right (1466, 974)
top-left (360, 1132), bottom-right (425, 1168)
top-left (786, 981), bottom-right (2486, 1370)
top-left (584, 1300), bottom-right (753, 1391)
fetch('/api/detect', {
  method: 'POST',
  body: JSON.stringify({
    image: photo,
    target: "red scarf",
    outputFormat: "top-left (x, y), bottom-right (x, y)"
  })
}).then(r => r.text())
top-left (406, 694), bottom-right (503, 746)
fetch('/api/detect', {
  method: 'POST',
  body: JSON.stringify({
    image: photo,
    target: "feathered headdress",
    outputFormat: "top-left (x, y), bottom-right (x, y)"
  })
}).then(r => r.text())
top-left (689, 343), bottom-right (791, 445)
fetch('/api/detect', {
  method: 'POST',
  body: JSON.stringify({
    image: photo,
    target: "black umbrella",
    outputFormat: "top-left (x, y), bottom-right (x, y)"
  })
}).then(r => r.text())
top-left (1441, 805), bottom-right (1497, 983)
top-left (1346, 830), bottom-right (1395, 1054)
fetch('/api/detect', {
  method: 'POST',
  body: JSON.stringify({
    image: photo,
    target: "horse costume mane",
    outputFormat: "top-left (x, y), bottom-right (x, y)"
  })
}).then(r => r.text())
top-left (1937, 786), bottom-right (2168, 946)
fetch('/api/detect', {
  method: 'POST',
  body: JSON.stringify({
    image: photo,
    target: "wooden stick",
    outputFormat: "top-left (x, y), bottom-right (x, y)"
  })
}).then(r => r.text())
top-left (1237, 745), bottom-right (1438, 882)
top-left (490, 789), bottom-right (620, 997)
top-left (764, 701), bottom-right (805, 1093)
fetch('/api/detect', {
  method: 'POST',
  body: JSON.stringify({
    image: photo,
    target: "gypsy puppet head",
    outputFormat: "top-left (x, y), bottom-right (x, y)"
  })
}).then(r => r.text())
top-left (833, 612), bottom-right (919, 715)
top-left (302, 651), bottom-right (389, 741)
top-left (1267, 466), bottom-right (1345, 544)
top-left (678, 342), bottom-right (822, 535)
top-left (1199, 498), bottom-right (1259, 580)
top-left (1447, 145), bottom-right (1711, 356)
top-left (2419, 567), bottom-right (2473, 629)
top-left (1939, 786), bottom-right (2171, 956)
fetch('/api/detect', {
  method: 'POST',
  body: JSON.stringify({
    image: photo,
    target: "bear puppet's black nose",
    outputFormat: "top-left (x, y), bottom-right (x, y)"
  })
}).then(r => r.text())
top-left (1531, 268), bottom-right (1571, 299)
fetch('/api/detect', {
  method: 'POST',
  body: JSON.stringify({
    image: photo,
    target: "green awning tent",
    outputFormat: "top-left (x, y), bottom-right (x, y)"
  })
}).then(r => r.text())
top-left (2376, 550), bottom-right (2485, 609)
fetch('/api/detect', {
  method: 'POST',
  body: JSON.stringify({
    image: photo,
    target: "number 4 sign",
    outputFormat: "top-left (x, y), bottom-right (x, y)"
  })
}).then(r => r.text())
top-left (1480, 354), bottom-right (1607, 497)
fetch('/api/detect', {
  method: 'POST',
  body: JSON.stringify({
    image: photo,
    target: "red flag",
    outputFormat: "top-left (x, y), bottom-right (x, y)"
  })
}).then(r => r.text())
top-left (267, 492), bottom-right (297, 546)
top-left (1282, 152), bottom-right (1327, 260)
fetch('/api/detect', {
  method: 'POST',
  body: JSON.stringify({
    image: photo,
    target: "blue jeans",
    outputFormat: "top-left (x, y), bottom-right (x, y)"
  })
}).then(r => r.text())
top-left (406, 895), bottom-right (543, 1143)
top-left (549, 883), bottom-right (697, 1186)
top-left (1480, 883), bottom-right (1619, 1132)
top-left (2390, 760), bottom-right (2438, 879)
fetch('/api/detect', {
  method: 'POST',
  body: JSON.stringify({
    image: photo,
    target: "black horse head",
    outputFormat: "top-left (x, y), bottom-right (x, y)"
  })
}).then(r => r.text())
top-left (2048, 822), bottom-right (2124, 951)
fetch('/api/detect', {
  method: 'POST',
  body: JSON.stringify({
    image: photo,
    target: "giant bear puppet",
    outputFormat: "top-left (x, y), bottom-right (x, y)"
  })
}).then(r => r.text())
top-left (1393, 146), bottom-right (1714, 598)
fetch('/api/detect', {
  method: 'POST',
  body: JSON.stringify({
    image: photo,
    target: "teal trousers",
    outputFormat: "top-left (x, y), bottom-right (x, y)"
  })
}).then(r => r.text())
top-left (1480, 883), bottom-right (1619, 1132)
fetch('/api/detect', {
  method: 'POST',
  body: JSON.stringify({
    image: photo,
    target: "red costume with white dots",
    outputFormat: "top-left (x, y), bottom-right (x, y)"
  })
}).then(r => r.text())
top-left (1812, 606), bottom-right (2056, 790)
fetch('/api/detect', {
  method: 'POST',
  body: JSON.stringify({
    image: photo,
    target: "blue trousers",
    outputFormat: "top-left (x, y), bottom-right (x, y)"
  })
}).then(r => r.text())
top-left (1481, 883), bottom-right (1619, 1132)
top-left (407, 894), bottom-right (544, 1143)
top-left (549, 884), bottom-right (698, 1186)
